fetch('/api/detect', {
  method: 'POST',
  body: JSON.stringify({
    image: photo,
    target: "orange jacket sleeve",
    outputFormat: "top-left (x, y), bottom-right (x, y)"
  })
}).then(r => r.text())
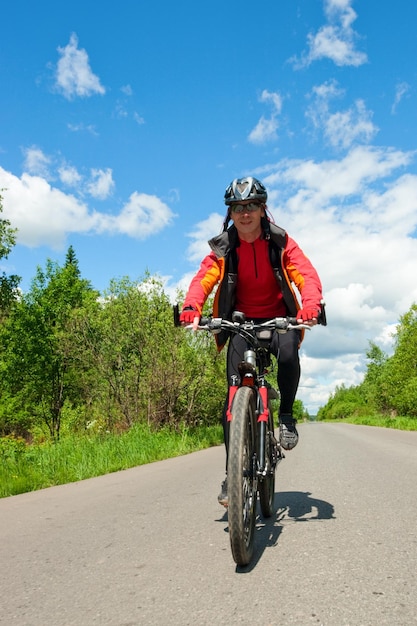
top-left (282, 236), bottom-right (323, 311)
top-left (182, 252), bottom-right (224, 314)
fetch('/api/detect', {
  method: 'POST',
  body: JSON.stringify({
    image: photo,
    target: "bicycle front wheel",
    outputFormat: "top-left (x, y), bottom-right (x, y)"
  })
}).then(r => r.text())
top-left (227, 386), bottom-right (257, 566)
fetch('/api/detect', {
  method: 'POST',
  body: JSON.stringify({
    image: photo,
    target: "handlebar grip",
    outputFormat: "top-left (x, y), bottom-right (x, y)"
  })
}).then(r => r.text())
top-left (318, 301), bottom-right (327, 326)
top-left (289, 301), bottom-right (327, 326)
top-left (173, 304), bottom-right (181, 327)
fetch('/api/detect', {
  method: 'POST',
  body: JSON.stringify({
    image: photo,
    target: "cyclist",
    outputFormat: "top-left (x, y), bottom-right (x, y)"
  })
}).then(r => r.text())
top-left (179, 176), bottom-right (323, 506)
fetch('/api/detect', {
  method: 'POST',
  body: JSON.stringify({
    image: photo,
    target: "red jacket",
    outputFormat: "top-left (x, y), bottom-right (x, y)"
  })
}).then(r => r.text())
top-left (183, 222), bottom-right (323, 350)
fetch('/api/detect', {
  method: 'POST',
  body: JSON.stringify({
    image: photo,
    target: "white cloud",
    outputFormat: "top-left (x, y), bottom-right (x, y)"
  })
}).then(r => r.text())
top-left (0, 167), bottom-right (176, 248)
top-left (114, 101), bottom-right (129, 118)
top-left (121, 84), bottom-right (133, 96)
top-left (186, 212), bottom-right (224, 263)
top-left (248, 90), bottom-right (283, 144)
top-left (248, 117), bottom-right (279, 145)
top-left (133, 112), bottom-right (145, 125)
top-left (391, 82), bottom-right (411, 114)
top-left (323, 100), bottom-right (377, 148)
top-left (310, 79), bottom-right (344, 104)
top-left (87, 168), bottom-right (115, 200)
top-left (260, 89), bottom-right (283, 112)
top-left (114, 97), bottom-right (145, 125)
top-left (67, 122), bottom-right (98, 136)
top-left (0, 169), bottom-right (97, 248)
top-left (55, 33), bottom-right (105, 99)
top-left (265, 145), bottom-right (413, 201)
top-left (22, 148), bottom-right (114, 200)
top-left (58, 165), bottom-right (82, 187)
top-left (23, 147), bottom-right (52, 178)
top-left (97, 192), bottom-right (176, 239)
top-left (306, 82), bottom-right (378, 149)
top-left (299, 351), bottom-right (366, 411)
top-left (292, 0), bottom-right (367, 68)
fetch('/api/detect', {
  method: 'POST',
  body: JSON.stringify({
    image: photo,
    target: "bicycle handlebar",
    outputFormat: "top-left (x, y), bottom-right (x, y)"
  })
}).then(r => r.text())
top-left (197, 315), bottom-right (309, 333)
top-left (172, 303), bottom-right (321, 334)
top-left (173, 301), bottom-right (327, 329)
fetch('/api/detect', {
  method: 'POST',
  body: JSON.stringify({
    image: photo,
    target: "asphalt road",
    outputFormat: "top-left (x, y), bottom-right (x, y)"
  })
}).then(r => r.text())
top-left (1, 423), bottom-right (416, 626)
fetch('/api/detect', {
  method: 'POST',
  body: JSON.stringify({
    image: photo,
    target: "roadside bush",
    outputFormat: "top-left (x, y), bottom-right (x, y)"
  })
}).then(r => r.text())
top-left (0, 435), bottom-right (27, 460)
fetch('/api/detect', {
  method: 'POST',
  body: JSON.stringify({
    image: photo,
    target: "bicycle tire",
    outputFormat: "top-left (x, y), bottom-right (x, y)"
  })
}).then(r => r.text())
top-left (227, 386), bottom-right (257, 566)
top-left (258, 401), bottom-right (276, 518)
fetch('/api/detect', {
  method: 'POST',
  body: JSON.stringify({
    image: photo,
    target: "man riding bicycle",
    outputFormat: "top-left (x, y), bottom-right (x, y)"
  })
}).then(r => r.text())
top-left (179, 176), bottom-right (323, 506)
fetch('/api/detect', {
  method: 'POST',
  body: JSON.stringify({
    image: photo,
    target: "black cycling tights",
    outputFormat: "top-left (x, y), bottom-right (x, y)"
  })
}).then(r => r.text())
top-left (222, 330), bottom-right (301, 462)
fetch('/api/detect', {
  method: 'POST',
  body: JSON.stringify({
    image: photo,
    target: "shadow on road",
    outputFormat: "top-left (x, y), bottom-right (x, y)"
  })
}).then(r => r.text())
top-left (219, 491), bottom-right (336, 573)
top-left (275, 490), bottom-right (336, 523)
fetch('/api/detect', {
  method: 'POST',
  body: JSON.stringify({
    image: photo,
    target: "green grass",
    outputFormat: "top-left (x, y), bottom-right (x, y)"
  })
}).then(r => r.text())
top-left (3, 414), bottom-right (415, 499)
top-left (0, 423), bottom-right (223, 499)
top-left (318, 414), bottom-right (417, 430)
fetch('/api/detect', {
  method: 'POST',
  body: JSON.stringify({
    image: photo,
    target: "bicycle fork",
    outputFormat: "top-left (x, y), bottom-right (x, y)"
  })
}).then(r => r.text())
top-left (227, 367), bottom-right (283, 483)
top-left (256, 384), bottom-right (283, 477)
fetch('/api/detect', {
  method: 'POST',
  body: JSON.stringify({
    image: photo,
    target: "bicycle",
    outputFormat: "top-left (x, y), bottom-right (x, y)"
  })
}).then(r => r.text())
top-left (175, 305), bottom-right (325, 566)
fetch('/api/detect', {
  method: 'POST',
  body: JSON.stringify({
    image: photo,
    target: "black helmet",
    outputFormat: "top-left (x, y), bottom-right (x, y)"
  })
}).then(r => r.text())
top-left (224, 176), bottom-right (267, 205)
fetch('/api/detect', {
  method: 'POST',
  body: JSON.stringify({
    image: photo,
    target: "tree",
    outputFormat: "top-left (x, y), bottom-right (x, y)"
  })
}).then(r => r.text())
top-left (292, 399), bottom-right (308, 421)
top-left (0, 249), bottom-right (99, 439)
top-left (379, 304), bottom-right (417, 416)
top-left (0, 266), bottom-right (229, 439)
top-left (70, 275), bottom-right (226, 432)
top-left (0, 191), bottom-right (20, 319)
top-left (361, 342), bottom-right (389, 412)
top-left (317, 384), bottom-right (369, 421)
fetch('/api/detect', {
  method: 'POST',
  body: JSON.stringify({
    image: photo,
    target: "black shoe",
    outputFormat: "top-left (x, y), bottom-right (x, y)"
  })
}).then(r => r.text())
top-left (218, 477), bottom-right (228, 507)
top-left (279, 416), bottom-right (299, 450)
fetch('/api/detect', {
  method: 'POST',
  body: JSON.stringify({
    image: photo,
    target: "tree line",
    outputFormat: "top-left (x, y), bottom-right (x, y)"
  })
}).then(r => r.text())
top-left (318, 303), bottom-right (417, 421)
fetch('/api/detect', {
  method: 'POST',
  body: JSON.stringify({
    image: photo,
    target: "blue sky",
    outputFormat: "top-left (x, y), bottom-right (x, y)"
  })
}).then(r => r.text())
top-left (1, 0), bottom-right (417, 413)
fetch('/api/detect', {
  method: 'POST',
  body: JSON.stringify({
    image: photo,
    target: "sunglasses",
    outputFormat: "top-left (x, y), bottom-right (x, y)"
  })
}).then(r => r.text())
top-left (230, 202), bottom-right (261, 214)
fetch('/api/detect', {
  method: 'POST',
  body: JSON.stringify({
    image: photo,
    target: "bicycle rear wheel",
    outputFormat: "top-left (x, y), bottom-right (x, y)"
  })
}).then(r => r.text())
top-left (258, 401), bottom-right (276, 518)
top-left (227, 386), bottom-right (257, 566)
